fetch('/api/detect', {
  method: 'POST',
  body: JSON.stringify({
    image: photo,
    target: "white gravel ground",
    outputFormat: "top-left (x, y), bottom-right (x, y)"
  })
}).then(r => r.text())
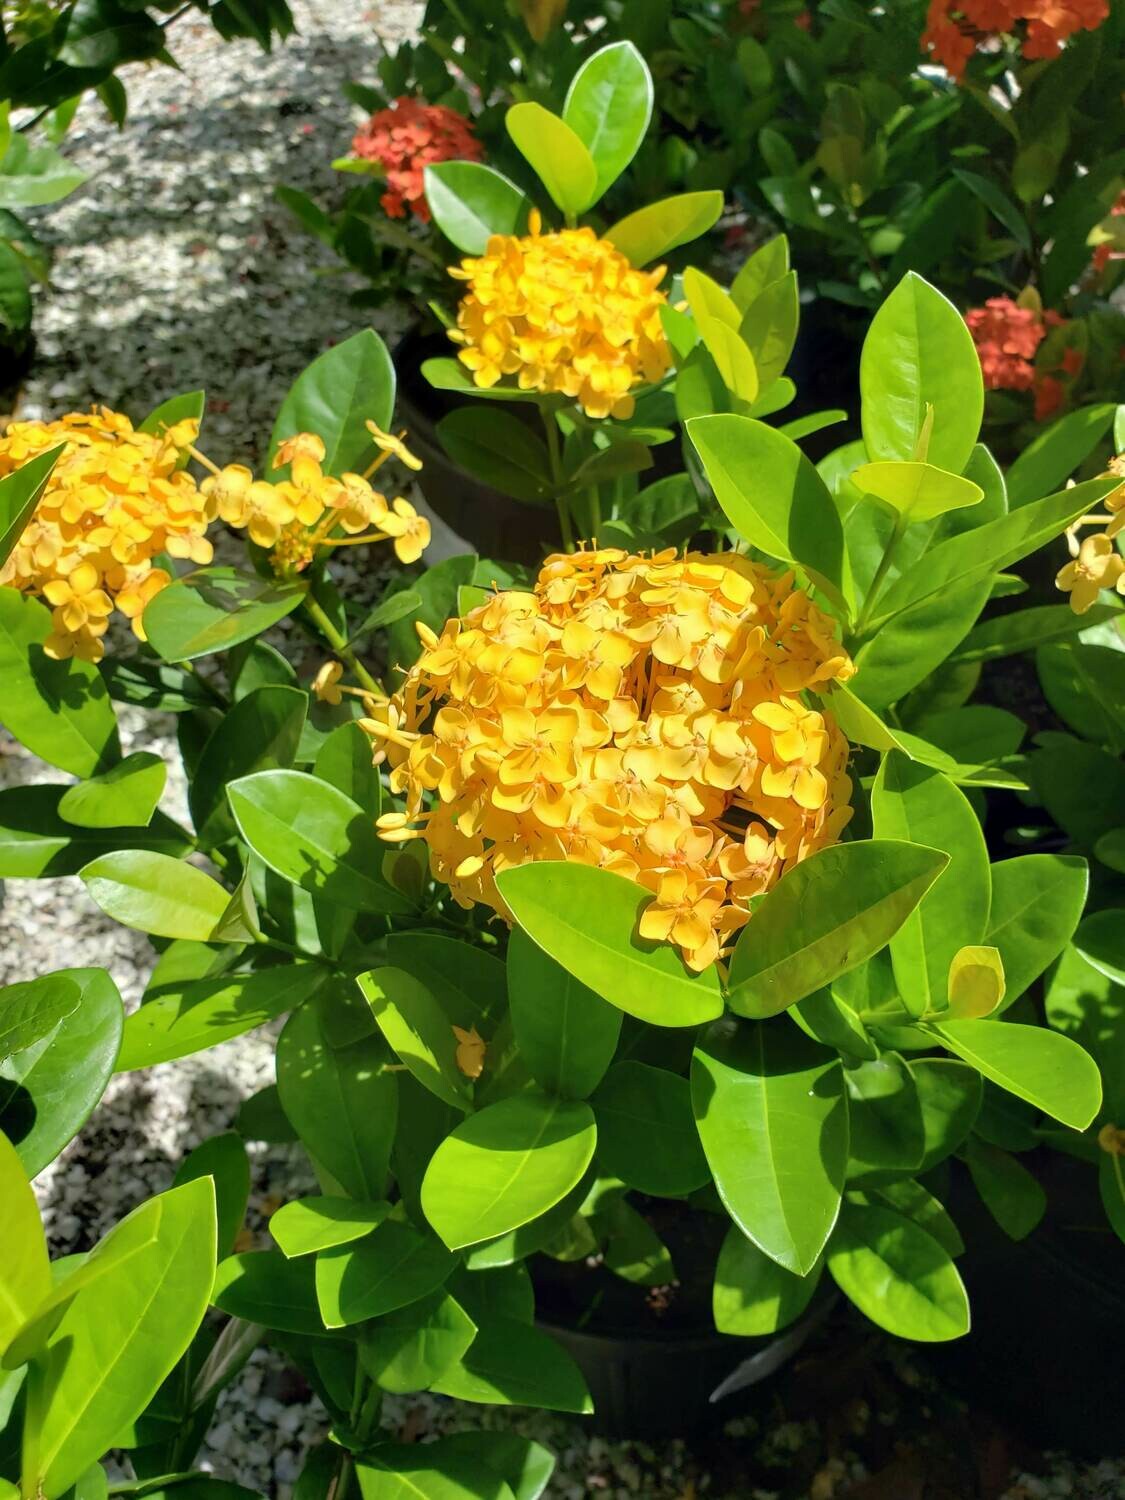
top-left (3, 2), bottom-right (1122, 1495)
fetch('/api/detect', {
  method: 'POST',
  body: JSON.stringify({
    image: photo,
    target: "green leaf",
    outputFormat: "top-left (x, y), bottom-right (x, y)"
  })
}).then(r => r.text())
top-left (859, 272), bottom-right (983, 476)
top-left (963, 1139), bottom-right (1046, 1240)
top-left (928, 1019), bottom-right (1102, 1130)
top-left (497, 863), bottom-right (723, 1027)
top-left (172, 1131), bottom-right (250, 1257)
top-left (424, 161), bottom-right (530, 255)
top-left (871, 754), bottom-right (990, 1018)
top-left (872, 1179), bottom-right (964, 1259)
top-left (138, 390), bottom-right (205, 441)
top-left (0, 1128), bottom-right (50, 1349)
top-left (1005, 403), bottom-right (1116, 509)
top-left (430, 1317), bottom-right (592, 1414)
top-left (506, 927), bottom-right (621, 1100)
top-left (505, 102), bottom-right (597, 216)
top-left (688, 414), bottom-right (845, 608)
top-left (951, 168), bottom-right (1031, 250)
top-left (276, 998), bottom-right (398, 1201)
top-left (315, 1217), bottom-right (456, 1328)
top-left (359, 1290), bottom-right (476, 1395)
top-left (695, 318), bottom-right (759, 405)
top-left (692, 1021), bottom-right (847, 1275)
top-left (0, 969), bottom-right (123, 1176)
top-left (712, 1223), bottom-right (821, 1336)
top-left (189, 685), bottom-right (307, 847)
top-left (562, 41), bottom-right (652, 201)
top-left (0, 975), bottom-right (80, 1063)
top-left (0, 589), bottom-right (119, 775)
top-left (683, 267), bottom-right (740, 332)
top-left (844, 1053), bottom-right (925, 1182)
top-left (739, 269), bottom-right (798, 389)
top-left (349, 588), bottom-right (422, 647)
top-left (357, 1442), bottom-right (514, 1500)
top-left (22, 1179), bottom-right (216, 1499)
top-left (605, 190), bottom-right (723, 266)
top-left (272, 1196), bottom-right (390, 1258)
top-left (436, 408), bottom-right (552, 505)
top-left (1046, 943), bottom-right (1125, 1115)
top-left (0, 445), bottom-right (61, 568)
top-left (910, 1059), bottom-right (983, 1172)
top-left (792, 986), bottom-right (876, 1061)
top-left (358, 966), bottom-right (473, 1111)
top-left (592, 1060), bottom-right (709, 1198)
top-left (212, 1250), bottom-right (321, 1335)
top-left (421, 1091), bottom-right (597, 1250)
top-left (985, 854), bottom-right (1088, 1008)
top-left (0, 141), bottom-right (84, 207)
top-left (421, 358), bottom-right (546, 402)
top-left (269, 329), bottom-right (395, 477)
top-left (0, 784), bottom-right (188, 879)
top-left (726, 841), bottom-right (949, 1017)
top-left (228, 768), bottom-right (413, 915)
top-left (730, 234), bottom-right (790, 312)
top-left (80, 850), bottom-right (230, 941)
top-left (1073, 909), bottom-right (1125, 988)
top-left (1037, 643), bottom-right (1125, 754)
top-left (143, 567), bottom-right (307, 663)
top-left (430, 1432), bottom-right (553, 1500)
top-left (826, 1200), bottom-right (969, 1341)
top-left (383, 932), bottom-right (508, 1035)
top-left (57, 752), bottom-right (165, 830)
top-left (852, 461), bottom-right (983, 523)
top-left (852, 576), bottom-right (991, 710)
top-left (117, 965), bottom-right (323, 1070)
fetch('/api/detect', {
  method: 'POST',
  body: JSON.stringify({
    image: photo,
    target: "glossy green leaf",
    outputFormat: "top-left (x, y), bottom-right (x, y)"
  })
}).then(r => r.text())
top-left (228, 768), bottom-right (412, 915)
top-left (118, 965), bottom-right (323, 1070)
top-left (592, 1061), bottom-right (709, 1197)
top-left (383, 932), bottom-right (507, 1035)
top-left (844, 1053), bottom-right (925, 1182)
top-left (688, 414), bottom-right (845, 606)
top-left (269, 328), bottom-right (395, 477)
top-left (1073, 909), bottom-right (1125, 989)
top-left (727, 840), bottom-right (949, 1017)
top-left (695, 317), bottom-right (759, 404)
top-left (276, 998), bottom-right (398, 1201)
top-left (421, 1091), bottom-right (597, 1250)
top-left (871, 1178), bottom-right (964, 1259)
top-left (436, 408), bottom-right (552, 505)
top-left (739, 269), bottom-right (798, 389)
top-left (432, 1432), bottom-right (553, 1500)
top-left (730, 234), bottom-right (790, 312)
top-left (358, 966), bottom-right (473, 1111)
top-left (871, 754), bottom-right (990, 1018)
top-left (315, 1217), bottom-right (456, 1328)
top-left (172, 1132), bottom-right (250, 1257)
top-left (1045, 944), bottom-right (1125, 1115)
top-left (0, 445), bottom-right (62, 567)
top-left (963, 1139), bottom-right (1046, 1241)
top-left (792, 986), bottom-right (877, 1061)
top-left (1037, 643), bottom-right (1125, 754)
top-left (852, 461), bottom-right (983, 522)
top-left (712, 1223), bottom-right (821, 1336)
top-left (271, 1196), bottom-right (390, 1258)
top-left (424, 161), bottom-right (530, 255)
top-left (359, 1289), bottom-right (476, 1394)
top-left (211, 1250), bottom-right (321, 1335)
top-left (860, 272), bottom-right (982, 476)
top-left (951, 168), bottom-right (1030, 250)
top-left (0, 975), bottom-right (79, 1063)
top-left (80, 850), bottom-right (229, 941)
top-left (505, 102), bottom-right (597, 215)
top-left (313, 720), bottom-right (383, 817)
top-left (952, 602), bottom-right (1121, 663)
top-left (430, 1317), bottom-right (592, 1414)
top-left (683, 267), bottom-right (741, 332)
top-left (826, 1200), bottom-right (969, 1341)
top-left (22, 1179), bottom-right (216, 1498)
top-left (0, 589), bottom-right (119, 775)
top-left (1005, 402), bottom-right (1116, 509)
top-left (928, 1018), bottom-right (1101, 1130)
top-left (692, 1021), bottom-right (847, 1275)
top-left (563, 41), bottom-right (652, 200)
top-left (0, 968), bottom-right (123, 1176)
top-left (853, 576), bottom-right (991, 709)
top-left (57, 752), bottom-right (165, 830)
top-left (0, 1128), bottom-right (50, 1350)
top-left (358, 1444), bottom-right (513, 1500)
top-left (909, 1058), bottom-right (982, 1172)
top-left (190, 685), bottom-right (307, 847)
top-left (143, 568), bottom-right (307, 663)
top-left (985, 854), bottom-right (1088, 1007)
top-left (506, 927), bottom-right (621, 1100)
top-left (497, 863), bottom-right (722, 1027)
top-left (421, 358), bottom-right (545, 402)
top-left (604, 190), bottom-right (723, 267)
top-left (138, 390), bottom-right (205, 442)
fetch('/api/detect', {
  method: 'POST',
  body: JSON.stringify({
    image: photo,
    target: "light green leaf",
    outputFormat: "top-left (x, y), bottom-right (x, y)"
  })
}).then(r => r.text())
top-left (421, 1091), bottom-right (597, 1250)
top-left (713, 1223), bottom-right (821, 1336)
top-left (562, 41), bottom-right (653, 201)
top-left (424, 161), bottom-right (530, 255)
top-left (953, 602), bottom-right (1121, 663)
top-left (143, 567), bottom-right (307, 663)
top-left (58, 752), bottom-right (165, 830)
top-left (592, 1061), bottom-right (709, 1198)
top-left (852, 461), bottom-right (983, 522)
top-left (604, 191), bottom-right (723, 267)
top-left (0, 445), bottom-right (62, 568)
top-left (692, 1020), bottom-right (847, 1275)
top-left (359, 1290), bottom-right (477, 1395)
top-left (269, 328), bottom-right (395, 477)
top-left (383, 932), bottom-right (508, 1036)
top-left (212, 1250), bottom-right (320, 1335)
top-left (506, 927), bottom-right (621, 1100)
top-left (1005, 403), bottom-right (1116, 509)
top-left (505, 102), bottom-right (597, 216)
top-left (928, 1018), bottom-right (1102, 1130)
top-left (826, 1200), bottom-right (969, 1341)
top-left (985, 854), bottom-right (1088, 1008)
top-left (852, 576), bottom-right (991, 709)
top-left (497, 863), bottom-right (722, 1027)
top-left (430, 1318), bottom-right (592, 1414)
top-left (357, 1443), bottom-right (514, 1500)
top-left (739, 269), bottom-right (798, 389)
top-left (138, 391), bottom-right (205, 443)
top-left (0, 975), bottom-right (80, 1064)
top-left (271, 1197), bottom-right (390, 1258)
top-left (695, 317), bottom-right (759, 404)
top-left (727, 840), bottom-right (949, 1017)
top-left (0, 785), bottom-right (189, 879)
top-left (1037, 643), bottom-right (1125, 754)
top-left (844, 1053), bottom-right (925, 1182)
top-left (358, 966), bottom-right (473, 1111)
top-left (909, 1058), bottom-right (982, 1173)
top-left (315, 1217), bottom-right (456, 1328)
top-left (730, 234), bottom-right (790, 312)
top-left (80, 850), bottom-right (230, 941)
top-left (190, 685), bottom-right (307, 847)
top-left (172, 1131), bottom-right (250, 1258)
top-left (0, 1128), bottom-right (50, 1350)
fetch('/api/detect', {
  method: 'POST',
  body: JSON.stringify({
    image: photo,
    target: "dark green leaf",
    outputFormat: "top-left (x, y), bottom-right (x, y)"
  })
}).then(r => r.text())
top-left (269, 329), bottom-right (395, 477)
top-left (592, 1060), bottom-right (709, 1197)
top-left (506, 927), bottom-right (621, 1100)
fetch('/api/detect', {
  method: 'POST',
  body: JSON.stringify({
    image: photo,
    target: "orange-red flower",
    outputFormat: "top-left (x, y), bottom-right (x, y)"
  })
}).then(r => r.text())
top-left (351, 97), bottom-right (482, 221)
top-left (923, 0), bottom-right (1109, 78)
top-left (364, 548), bottom-right (856, 973)
top-left (966, 297), bottom-right (1047, 392)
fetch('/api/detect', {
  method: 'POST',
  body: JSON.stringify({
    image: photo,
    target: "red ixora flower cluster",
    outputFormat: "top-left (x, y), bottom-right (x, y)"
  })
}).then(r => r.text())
top-left (923, 1), bottom-right (1109, 78)
top-left (351, 97), bottom-right (482, 221)
top-left (966, 296), bottom-right (1081, 421)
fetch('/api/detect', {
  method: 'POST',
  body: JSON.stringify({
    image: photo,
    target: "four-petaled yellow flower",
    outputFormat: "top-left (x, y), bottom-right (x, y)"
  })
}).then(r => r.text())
top-left (363, 547), bottom-right (856, 974)
top-left (448, 210), bottom-right (672, 420)
top-left (1056, 455), bottom-right (1125, 614)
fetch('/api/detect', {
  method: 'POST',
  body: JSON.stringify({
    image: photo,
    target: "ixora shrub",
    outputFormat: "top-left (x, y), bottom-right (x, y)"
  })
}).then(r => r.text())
top-left (0, 271), bottom-right (1123, 1497)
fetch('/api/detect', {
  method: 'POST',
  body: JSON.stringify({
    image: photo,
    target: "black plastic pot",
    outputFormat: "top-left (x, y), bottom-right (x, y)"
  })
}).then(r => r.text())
top-left (395, 327), bottom-right (560, 566)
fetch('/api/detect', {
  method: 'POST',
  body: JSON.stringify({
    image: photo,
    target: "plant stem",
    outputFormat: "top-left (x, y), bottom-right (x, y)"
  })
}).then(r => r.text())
top-left (302, 593), bottom-right (384, 696)
top-left (853, 512), bottom-right (907, 639)
top-left (541, 406), bottom-right (575, 550)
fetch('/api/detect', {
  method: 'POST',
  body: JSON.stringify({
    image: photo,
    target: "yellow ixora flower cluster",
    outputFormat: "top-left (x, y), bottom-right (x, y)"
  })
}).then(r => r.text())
top-left (364, 548), bottom-right (856, 972)
top-left (448, 210), bottom-right (672, 420)
top-left (1056, 455), bottom-right (1125, 614)
top-left (0, 408), bottom-right (210, 661)
top-left (200, 422), bottom-right (430, 576)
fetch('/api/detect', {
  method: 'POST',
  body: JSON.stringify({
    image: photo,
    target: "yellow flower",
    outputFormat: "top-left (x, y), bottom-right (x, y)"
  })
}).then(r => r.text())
top-left (365, 547), bottom-right (855, 974)
top-left (380, 497), bottom-right (431, 565)
top-left (365, 420), bottom-right (423, 472)
top-left (1056, 532), bottom-right (1125, 614)
top-left (448, 210), bottom-right (672, 420)
top-left (0, 407), bottom-right (209, 661)
top-left (312, 660), bottom-right (344, 705)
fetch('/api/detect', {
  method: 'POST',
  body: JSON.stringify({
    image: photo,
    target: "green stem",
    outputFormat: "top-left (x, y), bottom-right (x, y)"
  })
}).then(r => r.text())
top-left (303, 594), bottom-right (384, 696)
top-left (854, 512), bottom-right (907, 639)
top-left (541, 406), bottom-right (575, 550)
